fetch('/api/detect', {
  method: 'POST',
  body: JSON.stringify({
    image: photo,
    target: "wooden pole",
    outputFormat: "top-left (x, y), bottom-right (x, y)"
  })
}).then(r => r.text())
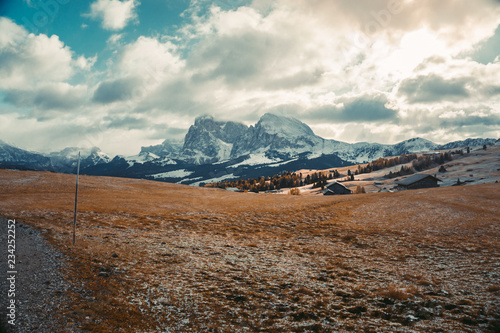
top-left (73, 151), bottom-right (81, 245)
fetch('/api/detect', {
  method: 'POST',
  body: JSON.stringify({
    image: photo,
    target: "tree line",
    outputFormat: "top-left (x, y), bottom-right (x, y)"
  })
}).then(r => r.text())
top-left (205, 150), bottom-right (457, 192)
top-left (205, 170), bottom-right (341, 193)
top-left (384, 152), bottom-right (453, 178)
top-left (355, 154), bottom-right (419, 175)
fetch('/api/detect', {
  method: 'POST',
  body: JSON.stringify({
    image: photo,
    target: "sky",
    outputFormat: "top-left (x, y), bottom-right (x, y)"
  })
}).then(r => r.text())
top-left (0, 0), bottom-right (499, 156)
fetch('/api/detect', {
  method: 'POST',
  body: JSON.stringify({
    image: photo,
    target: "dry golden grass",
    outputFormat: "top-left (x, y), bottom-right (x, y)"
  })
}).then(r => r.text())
top-left (0, 169), bottom-right (499, 332)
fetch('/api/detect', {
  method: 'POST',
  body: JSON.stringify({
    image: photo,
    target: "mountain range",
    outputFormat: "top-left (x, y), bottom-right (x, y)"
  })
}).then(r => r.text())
top-left (0, 114), bottom-right (497, 185)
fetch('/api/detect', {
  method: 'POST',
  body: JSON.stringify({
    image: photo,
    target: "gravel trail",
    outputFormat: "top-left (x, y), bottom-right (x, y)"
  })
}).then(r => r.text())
top-left (0, 218), bottom-right (82, 333)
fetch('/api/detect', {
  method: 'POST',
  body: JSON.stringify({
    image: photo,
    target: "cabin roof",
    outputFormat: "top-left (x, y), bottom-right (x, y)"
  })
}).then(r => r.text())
top-left (326, 181), bottom-right (349, 190)
top-left (396, 174), bottom-right (442, 186)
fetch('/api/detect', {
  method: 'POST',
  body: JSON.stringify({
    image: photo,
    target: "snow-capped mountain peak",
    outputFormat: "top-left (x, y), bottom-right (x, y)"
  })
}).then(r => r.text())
top-left (256, 113), bottom-right (316, 138)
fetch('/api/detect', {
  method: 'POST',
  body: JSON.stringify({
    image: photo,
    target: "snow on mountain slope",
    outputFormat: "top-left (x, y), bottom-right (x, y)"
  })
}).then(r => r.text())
top-left (140, 139), bottom-right (183, 157)
top-left (125, 152), bottom-right (162, 167)
top-left (0, 141), bottom-right (52, 170)
top-left (216, 139), bottom-right (233, 161)
top-left (86, 149), bottom-right (112, 165)
top-left (190, 173), bottom-right (238, 187)
top-left (49, 147), bottom-right (111, 172)
top-left (438, 138), bottom-right (497, 150)
top-left (49, 147), bottom-right (92, 160)
top-left (392, 137), bottom-right (437, 153)
top-left (149, 169), bottom-right (193, 179)
top-left (256, 113), bottom-right (315, 138)
top-left (230, 150), bottom-right (281, 167)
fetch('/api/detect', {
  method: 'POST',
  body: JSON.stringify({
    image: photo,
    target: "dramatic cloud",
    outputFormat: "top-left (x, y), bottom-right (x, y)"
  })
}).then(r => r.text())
top-left (395, 105), bottom-right (500, 144)
top-left (340, 94), bottom-right (398, 122)
top-left (104, 115), bottom-right (149, 130)
top-left (399, 56), bottom-right (500, 104)
top-left (92, 77), bottom-right (140, 104)
top-left (398, 74), bottom-right (471, 103)
top-left (468, 24), bottom-right (500, 64)
top-left (87, 0), bottom-right (138, 31)
top-left (1, 0), bottom-right (500, 155)
top-left (5, 83), bottom-right (87, 111)
top-left (308, 93), bottom-right (398, 123)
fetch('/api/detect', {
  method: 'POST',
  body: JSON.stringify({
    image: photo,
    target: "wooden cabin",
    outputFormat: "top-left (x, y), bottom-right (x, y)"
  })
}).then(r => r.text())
top-left (396, 174), bottom-right (441, 190)
top-left (323, 181), bottom-right (352, 195)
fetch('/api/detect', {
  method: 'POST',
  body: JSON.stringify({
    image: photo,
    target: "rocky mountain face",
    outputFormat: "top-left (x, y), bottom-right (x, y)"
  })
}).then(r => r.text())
top-left (181, 115), bottom-right (248, 164)
top-left (175, 113), bottom-right (341, 164)
top-left (0, 115), bottom-right (497, 185)
top-left (167, 113), bottom-right (444, 165)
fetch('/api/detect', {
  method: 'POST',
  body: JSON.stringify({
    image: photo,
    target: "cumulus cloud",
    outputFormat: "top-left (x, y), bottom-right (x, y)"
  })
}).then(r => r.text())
top-left (117, 36), bottom-right (183, 77)
top-left (87, 0), bottom-right (139, 31)
top-left (0, 17), bottom-right (97, 93)
top-left (0, 18), bottom-right (75, 89)
top-left (0, 17), bottom-right (97, 123)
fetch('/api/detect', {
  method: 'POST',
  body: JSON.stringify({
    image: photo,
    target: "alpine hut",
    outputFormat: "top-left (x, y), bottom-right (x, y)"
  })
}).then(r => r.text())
top-left (323, 181), bottom-right (352, 195)
top-left (396, 174), bottom-right (441, 190)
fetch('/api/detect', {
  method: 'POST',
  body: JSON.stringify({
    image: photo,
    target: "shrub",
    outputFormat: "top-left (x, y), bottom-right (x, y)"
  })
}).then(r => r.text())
top-left (378, 285), bottom-right (410, 300)
top-left (289, 188), bottom-right (301, 195)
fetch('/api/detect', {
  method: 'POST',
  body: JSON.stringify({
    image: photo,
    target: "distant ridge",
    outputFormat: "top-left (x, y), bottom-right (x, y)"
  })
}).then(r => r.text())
top-left (0, 113), bottom-right (497, 184)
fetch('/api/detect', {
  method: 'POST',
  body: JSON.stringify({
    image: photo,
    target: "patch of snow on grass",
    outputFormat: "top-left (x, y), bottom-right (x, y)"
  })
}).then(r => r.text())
top-left (150, 169), bottom-right (193, 179)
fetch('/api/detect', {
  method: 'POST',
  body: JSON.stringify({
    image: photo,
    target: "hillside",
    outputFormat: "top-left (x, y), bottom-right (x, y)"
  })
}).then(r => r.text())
top-left (0, 170), bottom-right (499, 332)
top-left (295, 143), bottom-right (500, 195)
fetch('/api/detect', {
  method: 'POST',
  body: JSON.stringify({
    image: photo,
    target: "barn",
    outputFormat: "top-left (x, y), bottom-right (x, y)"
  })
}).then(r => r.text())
top-left (396, 174), bottom-right (442, 190)
top-left (323, 181), bottom-right (352, 195)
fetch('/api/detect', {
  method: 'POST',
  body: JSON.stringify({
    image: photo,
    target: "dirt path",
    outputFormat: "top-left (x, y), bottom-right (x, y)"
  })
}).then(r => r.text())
top-left (0, 218), bottom-right (82, 333)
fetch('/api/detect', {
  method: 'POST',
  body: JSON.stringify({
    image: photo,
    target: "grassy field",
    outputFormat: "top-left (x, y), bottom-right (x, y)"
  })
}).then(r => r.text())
top-left (0, 169), bottom-right (499, 332)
